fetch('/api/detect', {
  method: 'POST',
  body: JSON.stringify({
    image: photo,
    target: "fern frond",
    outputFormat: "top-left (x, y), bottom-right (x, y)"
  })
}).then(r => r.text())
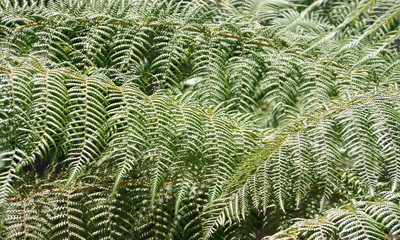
top-left (64, 73), bottom-right (107, 189)
top-left (144, 94), bottom-right (176, 205)
top-left (263, 194), bottom-right (400, 240)
top-left (47, 187), bottom-right (88, 240)
top-left (224, 91), bottom-right (400, 218)
top-left (2, 0), bottom-right (400, 239)
top-left (106, 83), bottom-right (147, 194)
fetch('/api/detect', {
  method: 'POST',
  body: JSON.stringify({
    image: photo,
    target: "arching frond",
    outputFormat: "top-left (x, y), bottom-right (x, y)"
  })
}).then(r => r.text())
top-left (263, 193), bottom-right (400, 240)
top-left (2, 0), bottom-right (400, 239)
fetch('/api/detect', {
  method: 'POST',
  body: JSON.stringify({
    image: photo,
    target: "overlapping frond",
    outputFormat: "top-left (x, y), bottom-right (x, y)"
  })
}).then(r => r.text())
top-left (208, 91), bottom-right (400, 234)
top-left (263, 193), bottom-right (400, 240)
top-left (2, 0), bottom-right (400, 239)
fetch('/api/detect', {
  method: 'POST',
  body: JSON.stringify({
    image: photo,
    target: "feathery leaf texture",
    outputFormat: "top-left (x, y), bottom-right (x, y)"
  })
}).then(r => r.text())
top-left (1, 0), bottom-right (400, 239)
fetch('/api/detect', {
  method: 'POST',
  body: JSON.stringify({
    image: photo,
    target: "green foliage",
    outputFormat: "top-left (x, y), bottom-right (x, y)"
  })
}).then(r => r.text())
top-left (265, 192), bottom-right (400, 240)
top-left (1, 0), bottom-right (400, 239)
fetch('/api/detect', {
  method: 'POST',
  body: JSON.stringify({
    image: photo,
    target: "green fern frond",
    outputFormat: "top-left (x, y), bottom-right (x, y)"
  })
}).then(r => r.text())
top-left (2, 0), bottom-right (400, 239)
top-left (263, 193), bottom-right (400, 239)
top-left (64, 73), bottom-right (107, 189)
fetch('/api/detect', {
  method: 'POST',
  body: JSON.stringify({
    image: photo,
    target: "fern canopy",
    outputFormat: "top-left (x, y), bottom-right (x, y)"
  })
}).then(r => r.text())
top-left (1, 0), bottom-right (400, 239)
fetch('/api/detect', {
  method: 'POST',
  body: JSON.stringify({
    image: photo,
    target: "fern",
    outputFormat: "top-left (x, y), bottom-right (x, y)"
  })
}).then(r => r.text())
top-left (2, 0), bottom-right (400, 239)
top-left (264, 192), bottom-right (400, 239)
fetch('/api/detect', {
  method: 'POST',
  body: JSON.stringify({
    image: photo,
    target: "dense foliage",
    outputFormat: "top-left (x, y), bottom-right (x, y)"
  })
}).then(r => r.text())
top-left (1, 0), bottom-right (400, 239)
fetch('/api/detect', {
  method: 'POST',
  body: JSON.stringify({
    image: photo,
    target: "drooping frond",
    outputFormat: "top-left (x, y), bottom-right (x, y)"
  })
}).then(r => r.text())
top-left (207, 91), bottom-right (400, 231)
top-left (263, 192), bottom-right (400, 240)
top-left (2, 0), bottom-right (400, 238)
